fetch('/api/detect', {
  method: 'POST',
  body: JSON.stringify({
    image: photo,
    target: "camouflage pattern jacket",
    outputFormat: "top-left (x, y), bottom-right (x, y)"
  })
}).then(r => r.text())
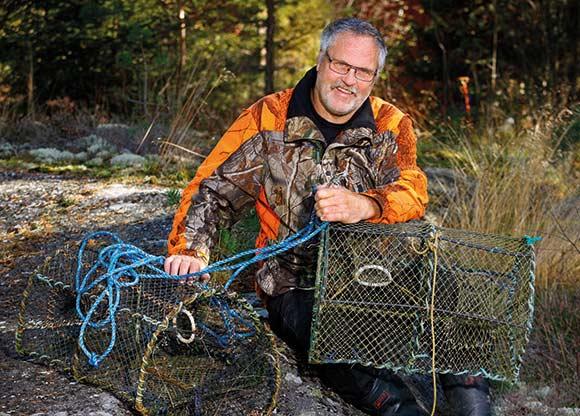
top-left (168, 69), bottom-right (428, 297)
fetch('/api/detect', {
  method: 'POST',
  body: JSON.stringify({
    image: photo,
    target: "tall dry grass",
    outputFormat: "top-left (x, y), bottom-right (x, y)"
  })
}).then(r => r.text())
top-left (433, 108), bottom-right (579, 404)
top-left (157, 56), bottom-right (234, 168)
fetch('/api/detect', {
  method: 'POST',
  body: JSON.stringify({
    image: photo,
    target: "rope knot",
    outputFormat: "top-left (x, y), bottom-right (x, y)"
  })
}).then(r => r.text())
top-left (88, 353), bottom-right (100, 368)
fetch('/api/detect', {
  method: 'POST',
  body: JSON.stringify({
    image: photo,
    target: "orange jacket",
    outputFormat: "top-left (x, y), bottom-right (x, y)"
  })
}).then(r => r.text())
top-left (168, 79), bottom-right (428, 296)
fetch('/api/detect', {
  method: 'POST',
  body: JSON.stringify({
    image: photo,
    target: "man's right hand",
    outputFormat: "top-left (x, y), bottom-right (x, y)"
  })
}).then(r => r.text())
top-left (164, 255), bottom-right (210, 283)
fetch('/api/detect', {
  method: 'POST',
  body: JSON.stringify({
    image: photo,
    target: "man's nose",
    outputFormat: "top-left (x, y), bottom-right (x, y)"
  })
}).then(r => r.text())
top-left (341, 68), bottom-right (357, 86)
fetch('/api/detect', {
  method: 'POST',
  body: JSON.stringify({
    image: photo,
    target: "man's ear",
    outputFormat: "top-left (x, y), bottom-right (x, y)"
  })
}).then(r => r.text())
top-left (316, 50), bottom-right (323, 71)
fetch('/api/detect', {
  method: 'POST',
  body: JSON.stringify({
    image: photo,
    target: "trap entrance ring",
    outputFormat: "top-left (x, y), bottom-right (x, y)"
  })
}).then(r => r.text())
top-left (354, 265), bottom-right (393, 287)
top-left (309, 222), bottom-right (536, 383)
top-left (172, 304), bottom-right (196, 344)
top-left (16, 243), bottom-right (281, 415)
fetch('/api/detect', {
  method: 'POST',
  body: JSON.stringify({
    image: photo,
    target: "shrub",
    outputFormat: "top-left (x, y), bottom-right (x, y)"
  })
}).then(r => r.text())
top-left (29, 148), bottom-right (75, 164)
top-left (110, 153), bottom-right (146, 167)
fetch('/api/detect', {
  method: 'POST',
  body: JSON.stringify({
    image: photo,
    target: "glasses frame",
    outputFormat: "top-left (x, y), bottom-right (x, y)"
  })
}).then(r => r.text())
top-left (325, 52), bottom-right (377, 83)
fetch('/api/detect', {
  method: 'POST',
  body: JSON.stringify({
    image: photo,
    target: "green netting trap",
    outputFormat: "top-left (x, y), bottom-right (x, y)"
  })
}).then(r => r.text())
top-left (16, 237), bottom-right (280, 416)
top-left (309, 222), bottom-right (536, 383)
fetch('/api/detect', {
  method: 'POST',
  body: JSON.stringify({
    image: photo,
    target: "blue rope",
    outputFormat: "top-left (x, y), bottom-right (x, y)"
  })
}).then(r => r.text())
top-left (523, 235), bottom-right (542, 245)
top-left (75, 219), bottom-right (328, 367)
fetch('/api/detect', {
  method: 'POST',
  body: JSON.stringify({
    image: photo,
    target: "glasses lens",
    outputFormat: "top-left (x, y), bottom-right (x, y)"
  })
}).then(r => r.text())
top-left (355, 70), bottom-right (375, 82)
top-left (330, 61), bottom-right (350, 75)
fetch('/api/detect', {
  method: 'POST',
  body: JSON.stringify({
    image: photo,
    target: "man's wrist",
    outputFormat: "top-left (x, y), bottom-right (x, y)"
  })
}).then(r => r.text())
top-left (361, 194), bottom-right (381, 220)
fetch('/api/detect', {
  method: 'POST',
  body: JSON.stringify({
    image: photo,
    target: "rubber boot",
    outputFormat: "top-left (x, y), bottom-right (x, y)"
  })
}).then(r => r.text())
top-left (359, 377), bottom-right (428, 416)
top-left (441, 374), bottom-right (491, 416)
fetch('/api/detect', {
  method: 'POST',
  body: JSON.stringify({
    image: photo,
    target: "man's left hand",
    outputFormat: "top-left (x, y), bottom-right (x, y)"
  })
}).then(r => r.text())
top-left (314, 185), bottom-right (380, 223)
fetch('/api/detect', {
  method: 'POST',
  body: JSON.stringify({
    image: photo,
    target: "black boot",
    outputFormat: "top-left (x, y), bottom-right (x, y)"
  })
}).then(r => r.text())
top-left (440, 374), bottom-right (491, 416)
top-left (359, 377), bottom-right (428, 416)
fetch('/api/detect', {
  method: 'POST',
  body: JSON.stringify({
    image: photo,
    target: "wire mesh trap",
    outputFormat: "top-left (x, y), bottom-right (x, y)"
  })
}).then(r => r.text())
top-left (16, 237), bottom-right (280, 415)
top-left (309, 222), bottom-right (536, 383)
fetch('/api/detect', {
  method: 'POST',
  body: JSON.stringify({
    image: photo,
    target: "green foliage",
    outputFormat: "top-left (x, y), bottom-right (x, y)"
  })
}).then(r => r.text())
top-left (215, 209), bottom-right (260, 258)
top-left (274, 0), bottom-right (333, 89)
top-left (0, 0), bottom-right (269, 120)
top-left (165, 188), bottom-right (181, 206)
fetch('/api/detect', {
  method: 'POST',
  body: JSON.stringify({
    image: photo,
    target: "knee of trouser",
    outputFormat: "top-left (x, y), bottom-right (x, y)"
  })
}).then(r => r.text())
top-left (441, 375), bottom-right (491, 416)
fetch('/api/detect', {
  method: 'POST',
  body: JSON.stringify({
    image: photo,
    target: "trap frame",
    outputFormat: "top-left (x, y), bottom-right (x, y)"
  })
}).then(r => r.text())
top-left (309, 222), bottom-right (536, 383)
top-left (16, 239), bottom-right (281, 416)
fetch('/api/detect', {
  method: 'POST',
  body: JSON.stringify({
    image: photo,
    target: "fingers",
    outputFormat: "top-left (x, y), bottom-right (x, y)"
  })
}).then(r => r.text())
top-left (314, 184), bottom-right (339, 201)
top-left (164, 255), bottom-right (209, 283)
top-left (315, 186), bottom-right (348, 222)
top-left (314, 186), bottom-right (376, 223)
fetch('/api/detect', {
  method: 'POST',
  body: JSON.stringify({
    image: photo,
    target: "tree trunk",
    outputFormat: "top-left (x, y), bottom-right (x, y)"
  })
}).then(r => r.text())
top-left (264, 0), bottom-right (275, 95)
top-left (568, 0), bottom-right (578, 99)
top-left (27, 40), bottom-right (35, 119)
top-left (176, 0), bottom-right (187, 107)
top-left (142, 46), bottom-right (148, 116)
top-left (491, 0), bottom-right (498, 93)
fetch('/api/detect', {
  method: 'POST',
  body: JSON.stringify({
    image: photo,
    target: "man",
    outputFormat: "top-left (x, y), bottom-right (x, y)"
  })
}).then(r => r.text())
top-left (165, 18), bottom-right (491, 416)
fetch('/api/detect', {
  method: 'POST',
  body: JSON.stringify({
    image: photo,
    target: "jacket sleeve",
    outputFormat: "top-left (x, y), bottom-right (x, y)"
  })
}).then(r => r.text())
top-left (362, 115), bottom-right (429, 224)
top-left (167, 108), bottom-right (263, 257)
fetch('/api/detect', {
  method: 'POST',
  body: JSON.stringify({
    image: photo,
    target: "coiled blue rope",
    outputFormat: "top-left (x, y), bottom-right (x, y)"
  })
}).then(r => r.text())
top-left (75, 218), bottom-right (328, 367)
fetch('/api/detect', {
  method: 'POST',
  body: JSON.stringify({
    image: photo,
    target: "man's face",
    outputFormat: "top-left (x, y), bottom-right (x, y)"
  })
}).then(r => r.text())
top-left (312, 32), bottom-right (379, 124)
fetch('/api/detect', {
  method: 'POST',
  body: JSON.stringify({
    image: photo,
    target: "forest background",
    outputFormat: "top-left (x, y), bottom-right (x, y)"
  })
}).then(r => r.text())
top-left (0, 0), bottom-right (578, 409)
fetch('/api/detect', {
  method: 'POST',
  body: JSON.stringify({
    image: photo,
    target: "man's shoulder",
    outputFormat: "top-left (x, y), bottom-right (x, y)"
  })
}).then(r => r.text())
top-left (369, 96), bottom-right (407, 134)
top-left (245, 88), bottom-right (294, 132)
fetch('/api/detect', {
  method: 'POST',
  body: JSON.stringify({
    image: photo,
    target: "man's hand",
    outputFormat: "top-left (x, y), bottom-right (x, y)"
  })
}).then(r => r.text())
top-left (164, 254), bottom-right (210, 283)
top-left (314, 185), bottom-right (380, 224)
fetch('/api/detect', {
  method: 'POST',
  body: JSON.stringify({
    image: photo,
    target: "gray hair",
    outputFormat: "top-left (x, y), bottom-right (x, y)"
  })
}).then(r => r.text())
top-left (319, 18), bottom-right (387, 74)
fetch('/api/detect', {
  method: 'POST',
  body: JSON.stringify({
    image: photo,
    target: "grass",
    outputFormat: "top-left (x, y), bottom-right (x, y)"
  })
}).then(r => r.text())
top-left (424, 106), bottom-right (579, 406)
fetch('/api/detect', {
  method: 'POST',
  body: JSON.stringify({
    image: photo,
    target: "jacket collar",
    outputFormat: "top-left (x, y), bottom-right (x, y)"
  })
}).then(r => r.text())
top-left (285, 67), bottom-right (377, 145)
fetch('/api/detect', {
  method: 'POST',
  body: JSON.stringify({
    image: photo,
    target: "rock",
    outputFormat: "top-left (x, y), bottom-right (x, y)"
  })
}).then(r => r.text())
top-left (524, 400), bottom-right (550, 413)
top-left (325, 397), bottom-right (339, 408)
top-left (285, 372), bottom-right (303, 385)
top-left (108, 202), bottom-right (140, 212)
top-left (557, 409), bottom-right (580, 416)
top-left (94, 184), bottom-right (161, 201)
top-left (533, 386), bottom-right (551, 400)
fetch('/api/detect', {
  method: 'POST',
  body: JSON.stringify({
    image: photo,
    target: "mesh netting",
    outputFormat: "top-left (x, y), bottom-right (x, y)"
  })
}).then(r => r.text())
top-left (16, 240), bottom-right (280, 415)
top-left (309, 222), bottom-right (535, 383)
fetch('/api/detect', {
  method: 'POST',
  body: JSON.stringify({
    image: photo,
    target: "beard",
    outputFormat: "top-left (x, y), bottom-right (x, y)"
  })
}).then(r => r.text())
top-left (319, 81), bottom-right (365, 117)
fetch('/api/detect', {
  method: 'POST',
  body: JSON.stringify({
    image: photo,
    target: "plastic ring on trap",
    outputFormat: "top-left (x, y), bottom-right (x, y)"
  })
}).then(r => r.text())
top-left (172, 304), bottom-right (196, 344)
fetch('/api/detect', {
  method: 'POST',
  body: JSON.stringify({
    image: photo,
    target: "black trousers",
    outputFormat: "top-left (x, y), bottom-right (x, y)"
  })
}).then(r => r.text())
top-left (266, 289), bottom-right (491, 416)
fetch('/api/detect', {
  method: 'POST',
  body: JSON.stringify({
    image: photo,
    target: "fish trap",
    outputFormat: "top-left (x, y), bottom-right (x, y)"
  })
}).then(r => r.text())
top-left (16, 238), bottom-right (280, 415)
top-left (309, 222), bottom-right (536, 383)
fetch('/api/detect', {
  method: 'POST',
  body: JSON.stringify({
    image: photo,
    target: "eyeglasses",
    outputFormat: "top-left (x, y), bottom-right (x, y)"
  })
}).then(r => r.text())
top-left (325, 52), bottom-right (377, 82)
